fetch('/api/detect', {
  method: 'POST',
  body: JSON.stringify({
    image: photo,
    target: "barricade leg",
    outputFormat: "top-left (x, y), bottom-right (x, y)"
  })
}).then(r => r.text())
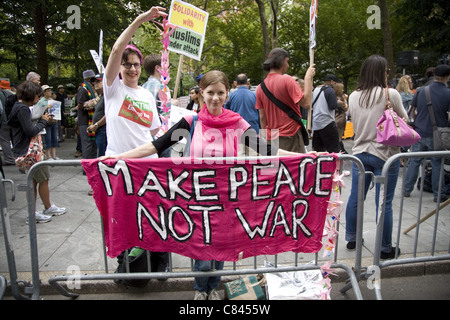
top-left (0, 175), bottom-right (33, 300)
top-left (372, 151), bottom-right (450, 300)
top-left (338, 155), bottom-right (366, 296)
top-left (0, 274), bottom-right (6, 300)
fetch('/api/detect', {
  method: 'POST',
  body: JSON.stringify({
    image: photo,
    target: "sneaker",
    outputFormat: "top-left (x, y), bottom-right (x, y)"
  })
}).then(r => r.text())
top-left (26, 211), bottom-right (52, 224)
top-left (53, 156), bottom-right (62, 160)
top-left (194, 291), bottom-right (208, 300)
top-left (380, 247), bottom-right (401, 260)
top-left (208, 289), bottom-right (221, 300)
top-left (43, 204), bottom-right (67, 216)
top-left (434, 195), bottom-right (449, 203)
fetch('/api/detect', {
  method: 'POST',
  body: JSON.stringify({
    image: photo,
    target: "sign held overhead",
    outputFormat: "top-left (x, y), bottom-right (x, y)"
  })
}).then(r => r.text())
top-left (167, 0), bottom-right (209, 61)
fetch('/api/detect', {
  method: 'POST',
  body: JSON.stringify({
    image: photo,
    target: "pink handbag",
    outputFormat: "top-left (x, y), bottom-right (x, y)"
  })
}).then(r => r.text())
top-left (376, 88), bottom-right (421, 147)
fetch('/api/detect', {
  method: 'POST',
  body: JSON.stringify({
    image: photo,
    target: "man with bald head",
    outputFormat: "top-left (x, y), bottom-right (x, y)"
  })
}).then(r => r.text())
top-left (225, 73), bottom-right (260, 155)
top-left (225, 73), bottom-right (259, 133)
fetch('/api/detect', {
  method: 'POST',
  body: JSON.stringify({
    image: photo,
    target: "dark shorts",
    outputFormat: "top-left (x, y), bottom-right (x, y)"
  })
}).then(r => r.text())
top-left (312, 121), bottom-right (340, 153)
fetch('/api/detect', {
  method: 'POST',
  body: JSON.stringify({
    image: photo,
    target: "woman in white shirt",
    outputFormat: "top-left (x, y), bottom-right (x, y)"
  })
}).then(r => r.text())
top-left (101, 6), bottom-right (170, 283)
top-left (103, 6), bottom-right (167, 157)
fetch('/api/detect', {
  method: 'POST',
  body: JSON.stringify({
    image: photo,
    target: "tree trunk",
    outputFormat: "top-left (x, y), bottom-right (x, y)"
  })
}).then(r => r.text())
top-left (379, 0), bottom-right (395, 79)
top-left (255, 0), bottom-right (271, 60)
top-left (270, 0), bottom-right (279, 48)
top-left (34, 2), bottom-right (48, 83)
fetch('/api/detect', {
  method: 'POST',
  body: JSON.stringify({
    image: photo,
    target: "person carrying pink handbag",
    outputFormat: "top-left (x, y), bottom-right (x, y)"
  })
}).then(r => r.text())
top-left (344, 55), bottom-right (408, 260)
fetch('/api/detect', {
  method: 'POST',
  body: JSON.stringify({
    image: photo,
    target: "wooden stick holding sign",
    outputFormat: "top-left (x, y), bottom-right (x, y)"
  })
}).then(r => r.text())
top-left (307, 49), bottom-right (314, 131)
top-left (308, 0), bottom-right (318, 131)
top-left (173, 55), bottom-right (183, 99)
top-left (167, 0), bottom-right (209, 99)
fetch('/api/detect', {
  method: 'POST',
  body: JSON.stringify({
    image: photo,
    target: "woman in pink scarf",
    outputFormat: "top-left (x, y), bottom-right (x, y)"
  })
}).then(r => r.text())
top-left (101, 70), bottom-right (295, 299)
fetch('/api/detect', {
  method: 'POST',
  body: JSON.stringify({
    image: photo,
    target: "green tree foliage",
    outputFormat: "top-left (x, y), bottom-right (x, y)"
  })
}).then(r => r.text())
top-left (0, 0), bottom-right (166, 86)
top-left (1, 0), bottom-right (447, 92)
top-left (279, 0), bottom-right (384, 91)
top-left (391, 0), bottom-right (450, 78)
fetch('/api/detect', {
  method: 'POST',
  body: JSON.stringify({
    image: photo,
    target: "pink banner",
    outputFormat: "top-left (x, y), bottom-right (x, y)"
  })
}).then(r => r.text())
top-left (82, 154), bottom-right (337, 261)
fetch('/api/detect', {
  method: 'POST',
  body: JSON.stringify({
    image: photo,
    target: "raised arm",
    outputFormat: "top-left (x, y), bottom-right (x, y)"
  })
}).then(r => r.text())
top-left (299, 64), bottom-right (315, 109)
top-left (105, 6), bottom-right (167, 86)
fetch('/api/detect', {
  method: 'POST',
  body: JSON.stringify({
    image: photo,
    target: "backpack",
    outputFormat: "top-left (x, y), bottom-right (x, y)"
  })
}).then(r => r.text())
top-left (183, 115), bottom-right (198, 156)
top-left (114, 247), bottom-right (150, 288)
top-left (0, 90), bottom-right (14, 125)
top-left (417, 163), bottom-right (450, 193)
top-left (5, 93), bottom-right (17, 119)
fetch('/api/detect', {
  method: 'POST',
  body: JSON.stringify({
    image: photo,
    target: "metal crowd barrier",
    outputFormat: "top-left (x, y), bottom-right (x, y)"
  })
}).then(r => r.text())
top-left (0, 172), bottom-right (34, 300)
top-left (372, 151), bottom-right (450, 300)
top-left (3, 155), bottom-right (367, 300)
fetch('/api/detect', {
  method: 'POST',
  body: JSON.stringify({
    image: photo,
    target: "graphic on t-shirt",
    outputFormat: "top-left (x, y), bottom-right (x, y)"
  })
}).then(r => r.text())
top-left (118, 94), bottom-right (153, 128)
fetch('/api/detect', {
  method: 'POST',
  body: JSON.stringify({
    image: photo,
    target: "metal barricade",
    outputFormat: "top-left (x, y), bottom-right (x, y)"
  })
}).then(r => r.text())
top-left (0, 274), bottom-right (6, 300)
top-left (372, 151), bottom-right (450, 300)
top-left (16, 155), bottom-right (366, 300)
top-left (0, 172), bottom-right (35, 300)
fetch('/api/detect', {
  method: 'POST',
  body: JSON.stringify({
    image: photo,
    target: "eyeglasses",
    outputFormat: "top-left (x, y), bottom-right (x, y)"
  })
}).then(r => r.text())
top-left (122, 62), bottom-right (142, 69)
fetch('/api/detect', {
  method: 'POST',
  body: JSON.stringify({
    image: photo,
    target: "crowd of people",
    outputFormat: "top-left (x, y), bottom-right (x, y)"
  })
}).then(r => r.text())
top-left (1, 5), bottom-right (449, 300)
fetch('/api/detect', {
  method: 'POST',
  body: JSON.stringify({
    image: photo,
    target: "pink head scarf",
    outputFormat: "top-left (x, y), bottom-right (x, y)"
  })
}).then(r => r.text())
top-left (124, 44), bottom-right (143, 64)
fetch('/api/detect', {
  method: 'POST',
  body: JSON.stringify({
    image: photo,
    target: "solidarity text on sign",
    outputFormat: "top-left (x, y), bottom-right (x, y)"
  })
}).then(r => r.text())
top-left (82, 154), bottom-right (337, 261)
top-left (168, 0), bottom-right (209, 61)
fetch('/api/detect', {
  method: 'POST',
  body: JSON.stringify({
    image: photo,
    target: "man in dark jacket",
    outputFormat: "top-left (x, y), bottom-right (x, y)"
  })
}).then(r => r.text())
top-left (404, 64), bottom-right (450, 202)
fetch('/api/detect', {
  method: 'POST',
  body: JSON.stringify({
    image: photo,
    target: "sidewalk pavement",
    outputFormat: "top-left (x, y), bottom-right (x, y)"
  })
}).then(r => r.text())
top-left (1, 137), bottom-right (449, 300)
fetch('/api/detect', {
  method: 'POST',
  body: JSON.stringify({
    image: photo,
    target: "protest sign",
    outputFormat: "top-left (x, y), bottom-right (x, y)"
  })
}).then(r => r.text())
top-left (167, 0), bottom-right (209, 61)
top-left (47, 100), bottom-right (61, 120)
top-left (82, 154), bottom-right (337, 261)
top-left (309, 0), bottom-right (318, 52)
top-left (169, 105), bottom-right (196, 128)
top-left (89, 50), bottom-right (105, 74)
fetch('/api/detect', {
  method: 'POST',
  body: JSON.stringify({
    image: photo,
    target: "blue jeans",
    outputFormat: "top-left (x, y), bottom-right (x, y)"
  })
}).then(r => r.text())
top-left (345, 153), bottom-right (400, 253)
top-left (95, 126), bottom-right (107, 157)
top-left (404, 136), bottom-right (445, 199)
top-left (43, 124), bottom-right (59, 148)
top-left (193, 260), bottom-right (224, 293)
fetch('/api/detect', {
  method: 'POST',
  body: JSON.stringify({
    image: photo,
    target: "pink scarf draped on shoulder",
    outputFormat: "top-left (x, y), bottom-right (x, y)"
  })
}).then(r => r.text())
top-left (191, 105), bottom-right (249, 157)
top-left (197, 104), bottom-right (243, 129)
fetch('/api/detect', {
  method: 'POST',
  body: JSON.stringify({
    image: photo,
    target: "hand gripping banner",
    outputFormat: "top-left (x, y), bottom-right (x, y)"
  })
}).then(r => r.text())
top-left (82, 154), bottom-right (337, 261)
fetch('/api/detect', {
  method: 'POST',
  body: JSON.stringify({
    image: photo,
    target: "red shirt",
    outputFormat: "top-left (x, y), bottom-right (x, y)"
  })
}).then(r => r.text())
top-left (256, 73), bottom-right (303, 140)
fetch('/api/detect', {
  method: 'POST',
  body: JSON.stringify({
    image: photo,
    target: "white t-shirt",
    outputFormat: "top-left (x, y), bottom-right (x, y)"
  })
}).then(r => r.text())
top-left (103, 74), bottom-right (161, 157)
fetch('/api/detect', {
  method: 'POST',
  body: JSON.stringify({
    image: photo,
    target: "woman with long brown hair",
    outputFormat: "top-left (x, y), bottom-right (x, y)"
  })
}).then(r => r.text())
top-left (345, 55), bottom-right (408, 259)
